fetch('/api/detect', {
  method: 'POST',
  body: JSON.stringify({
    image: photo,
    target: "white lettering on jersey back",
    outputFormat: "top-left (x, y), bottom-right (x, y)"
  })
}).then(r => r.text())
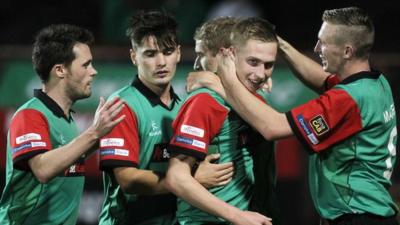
top-left (383, 104), bottom-right (396, 123)
top-left (181, 125), bottom-right (204, 138)
top-left (101, 138), bottom-right (124, 147)
top-left (16, 133), bottom-right (41, 144)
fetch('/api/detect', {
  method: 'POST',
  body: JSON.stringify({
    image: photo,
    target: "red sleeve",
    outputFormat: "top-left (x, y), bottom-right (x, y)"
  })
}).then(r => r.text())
top-left (325, 74), bottom-right (340, 90)
top-left (9, 109), bottom-right (52, 169)
top-left (254, 93), bottom-right (267, 104)
top-left (99, 103), bottom-right (140, 170)
top-left (169, 93), bottom-right (229, 160)
top-left (286, 89), bottom-right (362, 153)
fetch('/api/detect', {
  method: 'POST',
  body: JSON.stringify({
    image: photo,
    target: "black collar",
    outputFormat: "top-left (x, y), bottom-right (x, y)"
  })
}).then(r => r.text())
top-left (34, 89), bottom-right (74, 122)
top-left (340, 70), bottom-right (381, 85)
top-left (131, 75), bottom-right (181, 110)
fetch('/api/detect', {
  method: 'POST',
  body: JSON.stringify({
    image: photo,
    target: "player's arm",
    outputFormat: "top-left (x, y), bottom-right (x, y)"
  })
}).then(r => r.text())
top-left (216, 49), bottom-right (293, 141)
top-left (100, 103), bottom-right (170, 195)
top-left (166, 154), bottom-right (272, 225)
top-left (102, 104), bottom-right (233, 195)
top-left (28, 97), bottom-right (125, 183)
top-left (278, 36), bottom-right (329, 93)
top-left (114, 154), bottom-right (233, 194)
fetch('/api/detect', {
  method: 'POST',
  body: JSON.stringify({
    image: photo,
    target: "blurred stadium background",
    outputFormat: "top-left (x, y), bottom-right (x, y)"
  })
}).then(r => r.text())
top-left (0, 1), bottom-right (399, 224)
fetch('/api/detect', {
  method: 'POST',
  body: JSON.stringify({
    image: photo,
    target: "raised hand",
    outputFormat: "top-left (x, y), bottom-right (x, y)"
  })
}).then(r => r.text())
top-left (195, 154), bottom-right (234, 188)
top-left (90, 97), bottom-right (125, 138)
top-left (216, 47), bottom-right (237, 81)
top-left (186, 71), bottom-right (226, 98)
top-left (261, 77), bottom-right (273, 93)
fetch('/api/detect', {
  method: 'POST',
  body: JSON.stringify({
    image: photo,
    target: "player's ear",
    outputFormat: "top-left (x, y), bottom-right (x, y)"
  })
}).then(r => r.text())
top-left (176, 45), bottom-right (181, 63)
top-left (228, 46), bottom-right (236, 56)
top-left (52, 64), bottom-right (67, 79)
top-left (344, 45), bottom-right (354, 59)
top-left (130, 49), bottom-right (137, 65)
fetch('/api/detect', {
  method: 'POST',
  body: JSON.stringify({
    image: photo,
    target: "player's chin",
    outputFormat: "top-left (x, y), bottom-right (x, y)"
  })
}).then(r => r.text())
top-left (156, 76), bottom-right (173, 85)
top-left (80, 89), bottom-right (92, 99)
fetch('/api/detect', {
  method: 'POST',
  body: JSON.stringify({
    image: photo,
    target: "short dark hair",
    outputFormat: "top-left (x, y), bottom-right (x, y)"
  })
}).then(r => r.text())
top-left (230, 17), bottom-right (278, 48)
top-left (322, 7), bottom-right (374, 59)
top-left (32, 24), bottom-right (94, 83)
top-left (126, 11), bottom-right (178, 49)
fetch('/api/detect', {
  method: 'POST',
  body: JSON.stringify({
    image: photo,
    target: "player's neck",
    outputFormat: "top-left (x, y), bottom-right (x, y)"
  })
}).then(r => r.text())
top-left (339, 59), bottom-right (371, 81)
top-left (158, 85), bottom-right (172, 106)
top-left (42, 84), bottom-right (73, 117)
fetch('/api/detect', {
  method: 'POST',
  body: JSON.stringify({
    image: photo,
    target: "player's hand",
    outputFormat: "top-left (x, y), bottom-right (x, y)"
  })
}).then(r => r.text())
top-left (195, 154), bottom-right (234, 188)
top-left (261, 77), bottom-right (273, 93)
top-left (216, 47), bottom-right (237, 81)
top-left (91, 97), bottom-right (125, 138)
top-left (232, 211), bottom-right (272, 225)
top-left (186, 71), bottom-right (226, 98)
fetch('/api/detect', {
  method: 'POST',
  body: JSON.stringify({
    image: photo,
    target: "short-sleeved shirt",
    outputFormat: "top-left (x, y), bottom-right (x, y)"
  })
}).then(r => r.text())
top-left (0, 89), bottom-right (84, 225)
top-left (98, 76), bottom-right (182, 225)
top-left (286, 71), bottom-right (398, 219)
top-left (169, 88), bottom-right (263, 225)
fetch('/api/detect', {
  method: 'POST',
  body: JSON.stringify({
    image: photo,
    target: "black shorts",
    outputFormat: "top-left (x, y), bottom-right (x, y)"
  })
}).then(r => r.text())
top-left (327, 213), bottom-right (398, 225)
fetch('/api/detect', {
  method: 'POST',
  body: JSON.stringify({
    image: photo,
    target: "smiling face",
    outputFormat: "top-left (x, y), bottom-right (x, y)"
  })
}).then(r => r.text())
top-left (234, 39), bottom-right (277, 92)
top-left (314, 22), bottom-right (346, 74)
top-left (132, 36), bottom-right (181, 89)
top-left (64, 43), bottom-right (97, 101)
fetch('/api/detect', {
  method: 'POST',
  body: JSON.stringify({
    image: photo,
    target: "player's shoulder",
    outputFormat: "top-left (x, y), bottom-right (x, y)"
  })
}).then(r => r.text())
top-left (107, 85), bottom-right (136, 100)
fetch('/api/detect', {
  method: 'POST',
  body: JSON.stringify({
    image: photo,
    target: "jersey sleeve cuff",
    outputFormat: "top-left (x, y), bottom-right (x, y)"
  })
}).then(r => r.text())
top-left (168, 145), bottom-right (207, 161)
top-left (285, 111), bottom-right (314, 154)
top-left (13, 149), bottom-right (48, 170)
top-left (100, 160), bottom-right (138, 171)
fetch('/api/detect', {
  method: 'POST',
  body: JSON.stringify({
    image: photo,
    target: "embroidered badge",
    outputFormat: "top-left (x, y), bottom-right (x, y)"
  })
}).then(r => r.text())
top-left (297, 114), bottom-right (319, 145)
top-left (310, 115), bottom-right (329, 136)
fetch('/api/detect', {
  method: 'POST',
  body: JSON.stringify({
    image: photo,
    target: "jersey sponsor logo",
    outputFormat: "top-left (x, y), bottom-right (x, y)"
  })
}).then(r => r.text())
top-left (31, 141), bottom-right (46, 147)
top-left (100, 149), bottom-right (115, 156)
top-left (180, 125), bottom-right (204, 138)
top-left (12, 141), bottom-right (47, 154)
top-left (175, 136), bottom-right (206, 149)
top-left (64, 157), bottom-right (85, 176)
top-left (115, 149), bottom-right (129, 156)
top-left (310, 115), bottom-right (329, 136)
top-left (16, 133), bottom-right (41, 144)
top-left (12, 143), bottom-right (32, 154)
top-left (100, 148), bottom-right (129, 157)
top-left (149, 121), bottom-right (162, 137)
top-left (297, 114), bottom-right (319, 145)
top-left (100, 138), bottom-right (124, 147)
top-left (152, 143), bottom-right (170, 162)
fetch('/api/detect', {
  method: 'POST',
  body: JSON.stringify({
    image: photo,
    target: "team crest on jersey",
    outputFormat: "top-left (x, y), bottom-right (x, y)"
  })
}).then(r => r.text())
top-left (151, 143), bottom-right (170, 162)
top-left (310, 115), bottom-right (329, 136)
